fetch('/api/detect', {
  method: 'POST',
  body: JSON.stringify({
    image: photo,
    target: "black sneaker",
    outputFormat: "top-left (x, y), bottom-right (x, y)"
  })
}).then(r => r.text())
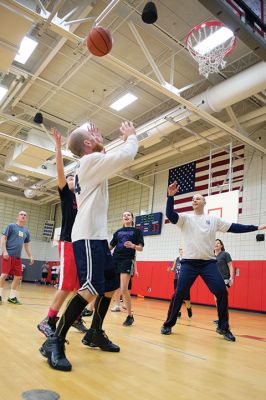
top-left (39, 336), bottom-right (72, 371)
top-left (37, 316), bottom-right (59, 338)
top-left (123, 315), bottom-right (134, 326)
top-left (216, 327), bottom-right (236, 342)
top-left (7, 297), bottom-right (22, 305)
top-left (81, 308), bottom-right (93, 317)
top-left (161, 326), bottom-right (172, 335)
top-left (213, 320), bottom-right (219, 325)
top-left (82, 328), bottom-right (120, 352)
top-left (187, 307), bottom-right (193, 318)
top-left (72, 318), bottom-right (88, 333)
top-left (0, 296), bottom-right (2, 305)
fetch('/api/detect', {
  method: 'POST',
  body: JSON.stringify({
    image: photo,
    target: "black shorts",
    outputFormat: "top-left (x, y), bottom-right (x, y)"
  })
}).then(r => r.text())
top-left (73, 239), bottom-right (119, 296)
top-left (51, 274), bottom-right (58, 281)
top-left (42, 272), bottom-right (48, 278)
top-left (114, 259), bottom-right (135, 275)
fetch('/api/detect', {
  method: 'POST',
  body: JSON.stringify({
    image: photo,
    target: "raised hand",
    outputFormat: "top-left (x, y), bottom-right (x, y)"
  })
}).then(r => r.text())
top-left (87, 123), bottom-right (99, 138)
top-left (119, 121), bottom-right (136, 141)
top-left (51, 127), bottom-right (62, 149)
top-left (168, 181), bottom-right (180, 197)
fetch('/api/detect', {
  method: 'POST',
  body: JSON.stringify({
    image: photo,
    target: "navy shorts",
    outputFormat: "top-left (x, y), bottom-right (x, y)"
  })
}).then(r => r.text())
top-left (73, 239), bottom-right (119, 296)
top-left (114, 259), bottom-right (135, 275)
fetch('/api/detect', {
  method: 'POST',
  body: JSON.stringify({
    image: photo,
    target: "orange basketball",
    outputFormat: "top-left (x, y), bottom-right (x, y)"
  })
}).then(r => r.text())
top-left (86, 26), bottom-right (113, 57)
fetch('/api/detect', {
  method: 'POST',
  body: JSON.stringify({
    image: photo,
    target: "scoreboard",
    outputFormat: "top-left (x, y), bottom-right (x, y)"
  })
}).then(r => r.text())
top-left (135, 212), bottom-right (163, 236)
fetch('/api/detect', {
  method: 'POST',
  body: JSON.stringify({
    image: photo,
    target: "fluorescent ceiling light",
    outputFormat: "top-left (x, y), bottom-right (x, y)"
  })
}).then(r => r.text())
top-left (7, 175), bottom-right (18, 182)
top-left (110, 93), bottom-right (138, 111)
top-left (194, 26), bottom-right (234, 55)
top-left (0, 86), bottom-right (8, 102)
top-left (15, 37), bottom-right (38, 64)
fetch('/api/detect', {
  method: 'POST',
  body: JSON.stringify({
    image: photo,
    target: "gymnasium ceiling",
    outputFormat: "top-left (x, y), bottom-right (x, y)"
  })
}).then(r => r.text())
top-left (0, 0), bottom-right (265, 205)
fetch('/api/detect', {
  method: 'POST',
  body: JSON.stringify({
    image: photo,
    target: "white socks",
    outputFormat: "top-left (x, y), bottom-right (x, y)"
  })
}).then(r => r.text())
top-left (9, 289), bottom-right (17, 299)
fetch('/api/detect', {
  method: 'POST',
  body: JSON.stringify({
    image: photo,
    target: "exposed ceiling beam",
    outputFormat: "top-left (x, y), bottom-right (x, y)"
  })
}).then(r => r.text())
top-left (103, 54), bottom-right (266, 155)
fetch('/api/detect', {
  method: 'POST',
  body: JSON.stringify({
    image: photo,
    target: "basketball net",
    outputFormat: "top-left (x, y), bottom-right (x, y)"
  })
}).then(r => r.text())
top-left (186, 21), bottom-right (236, 78)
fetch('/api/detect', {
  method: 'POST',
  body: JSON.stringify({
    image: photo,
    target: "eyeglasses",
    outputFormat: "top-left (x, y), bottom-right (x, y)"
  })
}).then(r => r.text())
top-left (19, 213), bottom-right (27, 216)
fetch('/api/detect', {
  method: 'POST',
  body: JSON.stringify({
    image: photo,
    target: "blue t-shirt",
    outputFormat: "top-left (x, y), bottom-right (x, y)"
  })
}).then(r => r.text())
top-left (2, 224), bottom-right (30, 257)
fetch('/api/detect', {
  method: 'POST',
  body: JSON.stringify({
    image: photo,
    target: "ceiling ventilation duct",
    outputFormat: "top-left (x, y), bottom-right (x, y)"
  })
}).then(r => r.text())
top-left (5, 128), bottom-right (56, 179)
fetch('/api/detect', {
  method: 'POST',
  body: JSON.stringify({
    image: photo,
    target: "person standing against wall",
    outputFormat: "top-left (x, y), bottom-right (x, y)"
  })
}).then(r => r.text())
top-left (213, 239), bottom-right (234, 325)
top-left (41, 262), bottom-right (49, 285)
top-left (168, 248), bottom-right (192, 319)
top-left (0, 211), bottom-right (34, 304)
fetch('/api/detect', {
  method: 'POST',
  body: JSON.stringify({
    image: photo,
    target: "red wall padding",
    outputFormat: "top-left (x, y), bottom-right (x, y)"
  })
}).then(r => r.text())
top-left (131, 260), bottom-right (266, 312)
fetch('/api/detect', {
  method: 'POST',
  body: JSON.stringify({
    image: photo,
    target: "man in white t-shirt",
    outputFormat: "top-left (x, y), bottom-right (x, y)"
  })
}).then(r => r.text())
top-left (40, 121), bottom-right (138, 371)
top-left (161, 181), bottom-right (266, 342)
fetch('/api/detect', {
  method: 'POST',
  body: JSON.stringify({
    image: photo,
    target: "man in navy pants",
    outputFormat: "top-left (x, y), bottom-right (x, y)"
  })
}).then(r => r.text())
top-left (161, 181), bottom-right (266, 341)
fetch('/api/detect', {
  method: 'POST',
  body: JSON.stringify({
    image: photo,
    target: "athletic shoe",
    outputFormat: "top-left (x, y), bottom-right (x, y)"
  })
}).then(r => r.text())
top-left (111, 305), bottom-right (121, 312)
top-left (81, 308), bottom-right (93, 317)
top-left (177, 311), bottom-right (181, 319)
top-left (161, 326), bottom-right (172, 335)
top-left (39, 336), bottom-right (72, 371)
top-left (37, 316), bottom-right (59, 337)
top-left (82, 328), bottom-right (120, 352)
top-left (216, 327), bottom-right (236, 342)
top-left (72, 318), bottom-right (88, 333)
top-left (7, 297), bottom-right (22, 305)
top-left (187, 307), bottom-right (193, 318)
top-left (123, 315), bottom-right (134, 326)
top-left (0, 296), bottom-right (2, 305)
top-left (213, 320), bottom-right (219, 325)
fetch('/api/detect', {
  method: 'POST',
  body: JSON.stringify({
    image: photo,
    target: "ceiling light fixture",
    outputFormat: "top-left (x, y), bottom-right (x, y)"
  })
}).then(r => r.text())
top-left (7, 175), bottom-right (18, 183)
top-left (0, 86), bottom-right (8, 102)
top-left (110, 93), bottom-right (138, 111)
top-left (14, 37), bottom-right (38, 64)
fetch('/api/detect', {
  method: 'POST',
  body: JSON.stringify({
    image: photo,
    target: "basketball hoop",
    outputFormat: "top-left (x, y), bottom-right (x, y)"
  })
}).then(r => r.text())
top-left (186, 21), bottom-right (236, 78)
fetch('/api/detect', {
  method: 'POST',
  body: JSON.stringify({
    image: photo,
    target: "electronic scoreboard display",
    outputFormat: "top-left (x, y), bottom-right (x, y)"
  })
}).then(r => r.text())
top-left (135, 212), bottom-right (163, 236)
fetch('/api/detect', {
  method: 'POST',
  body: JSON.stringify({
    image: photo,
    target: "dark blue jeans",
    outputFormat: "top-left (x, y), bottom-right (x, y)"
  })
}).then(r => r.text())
top-left (163, 259), bottom-right (229, 331)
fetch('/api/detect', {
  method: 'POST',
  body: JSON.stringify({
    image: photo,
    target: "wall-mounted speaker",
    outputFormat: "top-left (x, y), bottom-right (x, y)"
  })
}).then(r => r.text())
top-left (256, 234), bottom-right (265, 242)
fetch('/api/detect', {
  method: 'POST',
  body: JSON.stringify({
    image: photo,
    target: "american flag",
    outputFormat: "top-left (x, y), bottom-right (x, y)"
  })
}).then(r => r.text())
top-left (166, 145), bottom-right (244, 221)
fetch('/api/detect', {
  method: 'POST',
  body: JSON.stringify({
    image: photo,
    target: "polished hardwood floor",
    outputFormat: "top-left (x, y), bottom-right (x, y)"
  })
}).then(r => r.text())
top-left (0, 283), bottom-right (265, 400)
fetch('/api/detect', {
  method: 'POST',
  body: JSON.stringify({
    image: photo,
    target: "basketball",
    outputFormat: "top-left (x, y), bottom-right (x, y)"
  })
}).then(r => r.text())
top-left (86, 26), bottom-right (113, 57)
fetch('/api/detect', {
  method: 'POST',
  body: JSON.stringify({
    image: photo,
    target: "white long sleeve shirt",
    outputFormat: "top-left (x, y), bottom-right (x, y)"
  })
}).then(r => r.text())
top-left (177, 213), bottom-right (231, 260)
top-left (72, 135), bottom-right (138, 242)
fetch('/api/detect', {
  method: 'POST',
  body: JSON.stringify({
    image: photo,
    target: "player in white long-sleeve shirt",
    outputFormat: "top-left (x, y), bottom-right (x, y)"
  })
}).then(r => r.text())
top-left (40, 121), bottom-right (138, 371)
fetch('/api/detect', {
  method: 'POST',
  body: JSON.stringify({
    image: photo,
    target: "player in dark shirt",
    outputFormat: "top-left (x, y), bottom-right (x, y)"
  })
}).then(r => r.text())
top-left (37, 128), bottom-right (86, 337)
top-left (109, 211), bottom-right (144, 326)
top-left (213, 239), bottom-right (233, 325)
top-left (168, 248), bottom-right (192, 318)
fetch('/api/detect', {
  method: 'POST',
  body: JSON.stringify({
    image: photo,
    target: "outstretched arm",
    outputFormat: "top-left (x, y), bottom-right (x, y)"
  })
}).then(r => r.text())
top-left (166, 182), bottom-right (180, 224)
top-left (228, 223), bottom-right (258, 233)
top-left (51, 128), bottom-right (66, 190)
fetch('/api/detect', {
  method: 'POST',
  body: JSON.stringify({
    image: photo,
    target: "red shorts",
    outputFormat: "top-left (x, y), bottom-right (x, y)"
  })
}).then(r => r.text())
top-left (1, 256), bottom-right (22, 277)
top-left (58, 241), bottom-right (80, 291)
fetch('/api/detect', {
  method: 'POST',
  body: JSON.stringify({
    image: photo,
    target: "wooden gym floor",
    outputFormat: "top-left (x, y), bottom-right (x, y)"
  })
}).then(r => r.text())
top-left (0, 283), bottom-right (265, 400)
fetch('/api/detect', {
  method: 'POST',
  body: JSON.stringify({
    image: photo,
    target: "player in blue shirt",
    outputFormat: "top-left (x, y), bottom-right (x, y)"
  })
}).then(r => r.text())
top-left (0, 211), bottom-right (34, 304)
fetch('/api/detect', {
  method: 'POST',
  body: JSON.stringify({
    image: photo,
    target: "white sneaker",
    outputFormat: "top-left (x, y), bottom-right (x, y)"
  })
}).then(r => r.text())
top-left (111, 305), bottom-right (121, 312)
